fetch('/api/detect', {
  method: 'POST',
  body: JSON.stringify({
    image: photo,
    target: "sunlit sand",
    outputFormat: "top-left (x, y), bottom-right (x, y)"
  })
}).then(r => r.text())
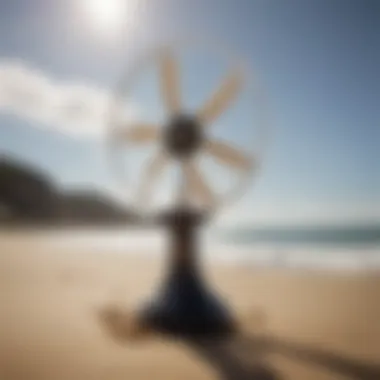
top-left (0, 233), bottom-right (379, 380)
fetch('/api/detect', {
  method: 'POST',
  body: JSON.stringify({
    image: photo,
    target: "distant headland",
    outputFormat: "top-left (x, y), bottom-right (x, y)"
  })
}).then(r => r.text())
top-left (0, 157), bottom-right (138, 227)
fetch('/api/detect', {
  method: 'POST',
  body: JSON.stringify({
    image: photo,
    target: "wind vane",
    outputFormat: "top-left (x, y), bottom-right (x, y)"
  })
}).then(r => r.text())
top-left (107, 43), bottom-right (268, 336)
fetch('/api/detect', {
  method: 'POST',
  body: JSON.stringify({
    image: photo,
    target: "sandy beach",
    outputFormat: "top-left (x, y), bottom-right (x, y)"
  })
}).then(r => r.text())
top-left (0, 233), bottom-right (379, 380)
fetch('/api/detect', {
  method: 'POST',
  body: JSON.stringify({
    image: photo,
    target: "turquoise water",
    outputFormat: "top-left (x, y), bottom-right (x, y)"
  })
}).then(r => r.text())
top-left (211, 225), bottom-right (380, 248)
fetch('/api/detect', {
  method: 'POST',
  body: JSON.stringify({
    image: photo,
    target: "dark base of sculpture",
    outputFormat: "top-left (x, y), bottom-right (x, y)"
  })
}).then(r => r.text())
top-left (140, 271), bottom-right (235, 337)
top-left (139, 208), bottom-right (235, 338)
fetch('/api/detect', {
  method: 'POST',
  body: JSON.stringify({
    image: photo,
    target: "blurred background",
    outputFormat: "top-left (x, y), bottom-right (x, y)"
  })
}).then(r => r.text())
top-left (0, 0), bottom-right (379, 268)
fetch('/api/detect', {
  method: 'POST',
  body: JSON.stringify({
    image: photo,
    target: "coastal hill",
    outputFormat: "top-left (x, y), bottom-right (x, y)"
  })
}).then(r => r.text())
top-left (0, 157), bottom-right (136, 226)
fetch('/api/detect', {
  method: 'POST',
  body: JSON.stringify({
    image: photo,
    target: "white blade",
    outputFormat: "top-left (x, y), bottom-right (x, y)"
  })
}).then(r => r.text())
top-left (197, 67), bottom-right (243, 125)
top-left (119, 123), bottom-right (159, 144)
top-left (159, 51), bottom-right (181, 114)
top-left (205, 140), bottom-right (252, 171)
top-left (182, 161), bottom-right (215, 206)
top-left (138, 152), bottom-right (168, 205)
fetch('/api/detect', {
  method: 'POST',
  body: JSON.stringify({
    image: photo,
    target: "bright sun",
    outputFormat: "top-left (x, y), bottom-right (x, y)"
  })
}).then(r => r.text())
top-left (83, 0), bottom-right (134, 34)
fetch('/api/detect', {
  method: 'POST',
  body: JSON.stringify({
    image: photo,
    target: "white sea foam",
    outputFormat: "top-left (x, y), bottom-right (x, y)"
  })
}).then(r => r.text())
top-left (34, 228), bottom-right (380, 272)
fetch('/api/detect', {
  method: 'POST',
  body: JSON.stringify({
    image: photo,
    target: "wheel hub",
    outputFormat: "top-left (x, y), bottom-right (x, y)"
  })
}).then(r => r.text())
top-left (163, 114), bottom-right (204, 158)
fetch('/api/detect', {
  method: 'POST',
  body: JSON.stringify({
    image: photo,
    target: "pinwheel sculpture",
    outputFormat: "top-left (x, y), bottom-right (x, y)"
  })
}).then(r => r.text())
top-left (108, 46), bottom-right (267, 336)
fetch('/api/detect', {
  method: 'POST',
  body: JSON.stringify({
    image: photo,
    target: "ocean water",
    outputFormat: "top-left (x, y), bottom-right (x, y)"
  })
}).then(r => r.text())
top-left (206, 225), bottom-right (380, 270)
top-left (39, 224), bottom-right (380, 271)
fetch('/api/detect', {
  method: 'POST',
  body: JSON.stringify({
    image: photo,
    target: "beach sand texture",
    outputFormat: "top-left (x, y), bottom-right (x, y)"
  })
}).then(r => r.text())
top-left (0, 235), bottom-right (379, 380)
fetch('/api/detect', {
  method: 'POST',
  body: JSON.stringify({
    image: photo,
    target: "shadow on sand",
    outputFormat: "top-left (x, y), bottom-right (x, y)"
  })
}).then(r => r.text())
top-left (98, 308), bottom-right (380, 380)
top-left (184, 334), bottom-right (380, 380)
top-left (185, 336), bottom-right (280, 380)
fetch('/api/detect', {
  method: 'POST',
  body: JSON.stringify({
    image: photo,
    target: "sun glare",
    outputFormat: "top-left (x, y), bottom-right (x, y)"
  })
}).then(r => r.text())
top-left (83, 0), bottom-right (134, 34)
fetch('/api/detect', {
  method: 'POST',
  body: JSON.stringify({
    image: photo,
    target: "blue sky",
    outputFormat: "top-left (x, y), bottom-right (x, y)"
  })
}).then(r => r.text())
top-left (0, 0), bottom-right (378, 225)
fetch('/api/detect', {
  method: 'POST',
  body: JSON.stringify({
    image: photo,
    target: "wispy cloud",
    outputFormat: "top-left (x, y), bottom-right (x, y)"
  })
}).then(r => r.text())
top-left (0, 60), bottom-right (137, 138)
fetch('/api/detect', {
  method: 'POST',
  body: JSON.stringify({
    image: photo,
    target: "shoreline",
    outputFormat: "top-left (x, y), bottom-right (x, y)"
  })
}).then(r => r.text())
top-left (1, 229), bottom-right (379, 272)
